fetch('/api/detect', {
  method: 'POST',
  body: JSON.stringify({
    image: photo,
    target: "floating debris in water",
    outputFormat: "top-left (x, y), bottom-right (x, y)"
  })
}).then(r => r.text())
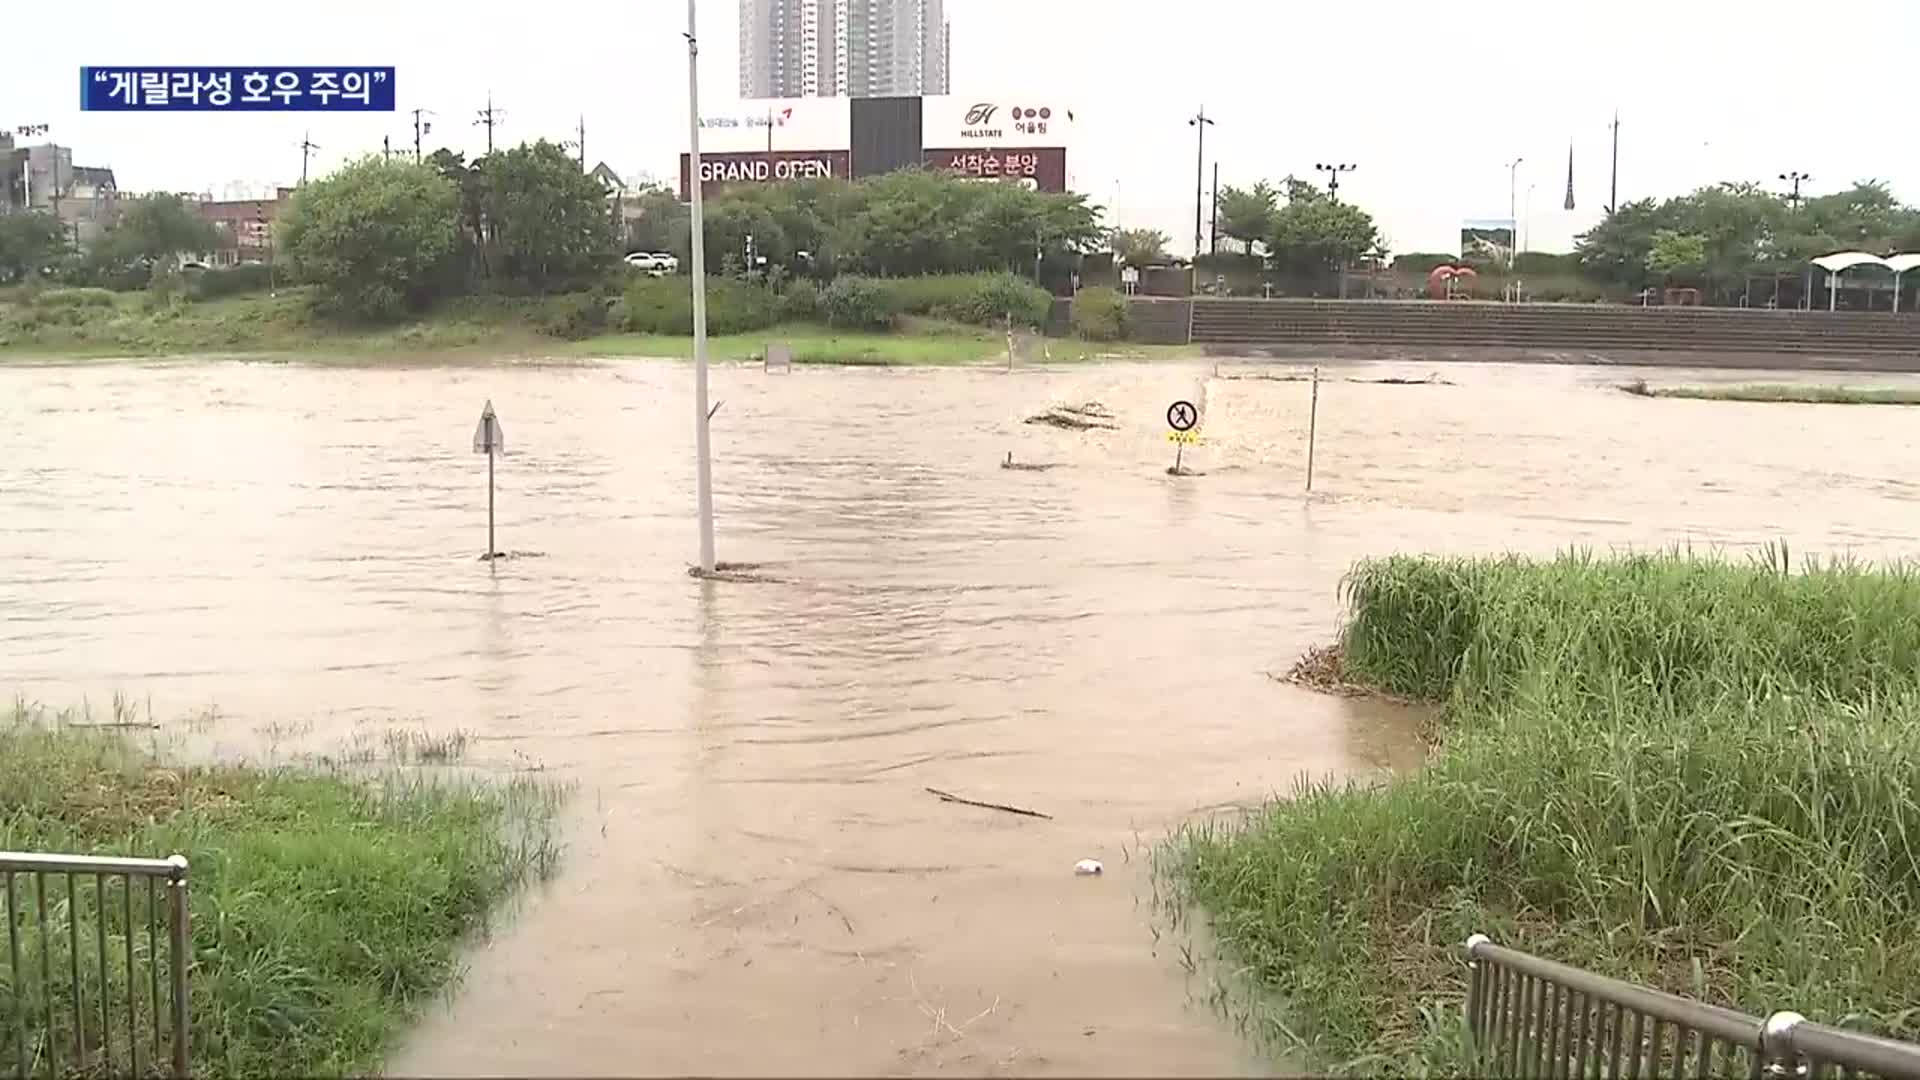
top-left (1074, 859), bottom-right (1104, 876)
top-left (1024, 401), bottom-right (1118, 430)
top-left (1002, 451), bottom-right (1062, 472)
top-left (688, 560), bottom-right (781, 583)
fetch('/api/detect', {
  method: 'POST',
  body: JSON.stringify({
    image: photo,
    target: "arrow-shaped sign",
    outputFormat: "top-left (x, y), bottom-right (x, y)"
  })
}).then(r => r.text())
top-left (473, 400), bottom-right (505, 455)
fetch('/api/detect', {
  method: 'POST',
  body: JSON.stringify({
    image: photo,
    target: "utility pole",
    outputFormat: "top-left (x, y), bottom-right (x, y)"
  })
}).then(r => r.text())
top-left (411, 108), bottom-right (434, 163)
top-left (1607, 110), bottom-right (1620, 214)
top-left (382, 135), bottom-right (391, 160)
top-left (299, 132), bottom-right (320, 186)
top-left (686, 0), bottom-right (717, 574)
top-left (1315, 162), bottom-right (1357, 198)
top-left (1188, 107), bottom-right (1214, 262)
top-left (577, 114), bottom-right (586, 169)
top-left (475, 92), bottom-right (505, 155)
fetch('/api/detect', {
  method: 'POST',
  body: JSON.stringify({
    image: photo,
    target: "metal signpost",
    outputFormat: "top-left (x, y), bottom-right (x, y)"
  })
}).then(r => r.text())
top-left (1166, 399), bottom-right (1199, 473)
top-left (1305, 368), bottom-right (1320, 493)
top-left (472, 400), bottom-right (504, 559)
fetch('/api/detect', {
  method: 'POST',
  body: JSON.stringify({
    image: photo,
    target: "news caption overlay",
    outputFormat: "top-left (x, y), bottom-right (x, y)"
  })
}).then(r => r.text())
top-left (81, 67), bottom-right (395, 112)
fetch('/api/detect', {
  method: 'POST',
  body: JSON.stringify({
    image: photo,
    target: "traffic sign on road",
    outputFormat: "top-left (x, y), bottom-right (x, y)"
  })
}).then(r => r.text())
top-left (1167, 400), bottom-right (1198, 432)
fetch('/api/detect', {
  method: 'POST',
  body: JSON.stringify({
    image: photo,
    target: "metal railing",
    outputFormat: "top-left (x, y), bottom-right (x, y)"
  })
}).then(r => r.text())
top-left (2, 852), bottom-right (190, 1079)
top-left (1465, 933), bottom-right (1920, 1080)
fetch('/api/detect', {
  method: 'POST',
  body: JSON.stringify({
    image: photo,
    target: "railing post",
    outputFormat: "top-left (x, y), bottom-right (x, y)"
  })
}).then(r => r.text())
top-left (1465, 933), bottom-right (1491, 1064)
top-left (1762, 1011), bottom-right (1807, 1080)
top-left (166, 855), bottom-right (191, 1080)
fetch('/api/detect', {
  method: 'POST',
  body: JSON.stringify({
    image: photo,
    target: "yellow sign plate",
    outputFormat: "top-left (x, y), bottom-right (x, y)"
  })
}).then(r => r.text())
top-left (1166, 431), bottom-right (1203, 444)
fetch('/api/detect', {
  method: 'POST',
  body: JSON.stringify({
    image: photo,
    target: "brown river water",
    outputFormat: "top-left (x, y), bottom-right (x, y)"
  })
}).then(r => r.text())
top-left (4, 356), bottom-right (1920, 1076)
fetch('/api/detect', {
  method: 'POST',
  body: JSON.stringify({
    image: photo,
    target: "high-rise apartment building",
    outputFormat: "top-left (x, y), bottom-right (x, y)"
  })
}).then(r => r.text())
top-left (740, 0), bottom-right (948, 100)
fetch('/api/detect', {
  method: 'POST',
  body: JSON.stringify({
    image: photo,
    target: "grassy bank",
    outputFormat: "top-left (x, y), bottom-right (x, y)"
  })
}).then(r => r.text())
top-left (1621, 379), bottom-right (1920, 405)
top-left (0, 706), bottom-right (564, 1077)
top-left (0, 287), bottom-right (1187, 366)
top-left (1171, 549), bottom-right (1920, 1073)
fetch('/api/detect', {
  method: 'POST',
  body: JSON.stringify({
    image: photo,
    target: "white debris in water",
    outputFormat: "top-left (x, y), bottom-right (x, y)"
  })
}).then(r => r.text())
top-left (1074, 859), bottom-right (1104, 877)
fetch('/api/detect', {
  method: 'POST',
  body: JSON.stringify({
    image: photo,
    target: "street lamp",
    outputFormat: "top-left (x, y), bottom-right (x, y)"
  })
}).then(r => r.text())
top-left (1780, 171), bottom-right (1813, 310)
top-left (684, 0), bottom-right (716, 574)
top-left (1189, 108), bottom-right (1214, 262)
top-left (1507, 157), bottom-right (1525, 267)
top-left (1315, 162), bottom-right (1357, 198)
top-left (1779, 170), bottom-right (1811, 210)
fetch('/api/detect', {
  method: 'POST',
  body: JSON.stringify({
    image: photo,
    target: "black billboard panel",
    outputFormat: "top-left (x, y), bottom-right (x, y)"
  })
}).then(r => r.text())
top-left (849, 96), bottom-right (924, 180)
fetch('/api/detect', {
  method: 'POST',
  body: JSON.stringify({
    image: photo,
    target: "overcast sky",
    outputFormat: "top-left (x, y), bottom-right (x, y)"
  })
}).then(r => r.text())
top-left (6, 0), bottom-right (1915, 256)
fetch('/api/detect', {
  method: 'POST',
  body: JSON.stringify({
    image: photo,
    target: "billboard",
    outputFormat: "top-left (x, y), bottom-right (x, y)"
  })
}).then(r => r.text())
top-left (923, 147), bottom-right (1068, 193)
top-left (1461, 219), bottom-right (1516, 265)
top-left (694, 97), bottom-right (851, 154)
top-left (922, 96), bottom-right (1075, 148)
top-left (678, 149), bottom-right (854, 200)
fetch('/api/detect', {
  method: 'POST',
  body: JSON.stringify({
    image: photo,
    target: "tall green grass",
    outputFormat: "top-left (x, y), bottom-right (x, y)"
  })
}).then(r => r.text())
top-left (0, 707), bottom-right (565, 1077)
top-left (1620, 380), bottom-right (1920, 406)
top-left (1172, 549), bottom-right (1920, 1074)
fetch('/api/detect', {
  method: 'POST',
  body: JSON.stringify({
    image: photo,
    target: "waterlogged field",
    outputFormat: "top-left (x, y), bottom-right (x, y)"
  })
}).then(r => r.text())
top-left (2, 357), bottom-right (1919, 1074)
top-left (1176, 548), bottom-right (1920, 1072)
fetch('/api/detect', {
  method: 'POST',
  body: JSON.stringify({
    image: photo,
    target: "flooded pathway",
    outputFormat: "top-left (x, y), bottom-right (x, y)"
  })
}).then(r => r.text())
top-left (3, 357), bottom-right (1918, 1075)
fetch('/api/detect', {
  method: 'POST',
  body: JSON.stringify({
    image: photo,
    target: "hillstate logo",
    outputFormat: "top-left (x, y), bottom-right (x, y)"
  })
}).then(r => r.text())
top-left (961, 103), bottom-right (1057, 138)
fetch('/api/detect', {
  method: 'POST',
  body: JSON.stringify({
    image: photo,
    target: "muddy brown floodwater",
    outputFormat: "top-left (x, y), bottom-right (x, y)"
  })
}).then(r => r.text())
top-left (4, 357), bottom-right (1920, 1076)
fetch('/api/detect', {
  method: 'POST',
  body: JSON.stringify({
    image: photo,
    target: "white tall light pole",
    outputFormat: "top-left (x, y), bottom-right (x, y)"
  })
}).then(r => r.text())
top-left (1507, 157), bottom-right (1524, 267)
top-left (685, 0), bottom-right (717, 574)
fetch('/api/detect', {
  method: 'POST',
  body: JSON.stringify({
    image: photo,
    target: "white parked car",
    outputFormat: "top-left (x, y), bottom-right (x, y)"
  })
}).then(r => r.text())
top-left (649, 253), bottom-right (679, 274)
top-left (623, 252), bottom-right (662, 272)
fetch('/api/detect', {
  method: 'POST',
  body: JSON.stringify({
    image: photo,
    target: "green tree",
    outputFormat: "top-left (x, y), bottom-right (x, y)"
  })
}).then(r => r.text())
top-left (1215, 182), bottom-right (1277, 253)
top-left (425, 148), bottom-right (487, 285)
top-left (621, 182), bottom-right (691, 258)
top-left (1110, 227), bottom-right (1170, 266)
top-left (95, 194), bottom-right (217, 270)
top-left (1646, 229), bottom-right (1708, 281)
top-left (277, 156), bottom-right (459, 320)
top-left (1265, 181), bottom-right (1380, 280)
top-left (481, 140), bottom-right (617, 292)
top-left (0, 212), bottom-right (69, 284)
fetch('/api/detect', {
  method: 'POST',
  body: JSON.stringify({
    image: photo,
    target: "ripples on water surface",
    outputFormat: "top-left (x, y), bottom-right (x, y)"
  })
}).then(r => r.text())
top-left (3, 357), bottom-right (1918, 1075)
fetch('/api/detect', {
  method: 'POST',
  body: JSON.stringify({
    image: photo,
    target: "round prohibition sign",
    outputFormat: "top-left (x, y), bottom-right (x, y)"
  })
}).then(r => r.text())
top-left (1166, 400), bottom-right (1199, 432)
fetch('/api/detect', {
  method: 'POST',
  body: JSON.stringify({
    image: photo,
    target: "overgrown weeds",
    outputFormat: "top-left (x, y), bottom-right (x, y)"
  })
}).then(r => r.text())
top-left (1170, 548), bottom-right (1920, 1074)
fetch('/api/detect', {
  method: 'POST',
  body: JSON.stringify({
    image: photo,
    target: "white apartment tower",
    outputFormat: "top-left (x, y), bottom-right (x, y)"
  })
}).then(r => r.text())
top-left (741, 0), bottom-right (948, 99)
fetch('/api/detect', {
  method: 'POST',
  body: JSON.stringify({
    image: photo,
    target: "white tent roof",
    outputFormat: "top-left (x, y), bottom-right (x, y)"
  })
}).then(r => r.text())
top-left (1811, 251), bottom-right (1920, 273)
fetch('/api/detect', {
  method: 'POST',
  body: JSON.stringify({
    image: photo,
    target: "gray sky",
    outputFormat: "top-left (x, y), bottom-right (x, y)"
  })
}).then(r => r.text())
top-left (7, 0), bottom-right (1915, 256)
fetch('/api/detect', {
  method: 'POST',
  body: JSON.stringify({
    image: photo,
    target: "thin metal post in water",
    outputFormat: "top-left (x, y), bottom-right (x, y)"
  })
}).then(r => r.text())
top-left (685, 0), bottom-right (717, 575)
top-left (1305, 366), bottom-right (1320, 492)
top-left (166, 857), bottom-right (189, 1080)
top-left (486, 445), bottom-right (495, 559)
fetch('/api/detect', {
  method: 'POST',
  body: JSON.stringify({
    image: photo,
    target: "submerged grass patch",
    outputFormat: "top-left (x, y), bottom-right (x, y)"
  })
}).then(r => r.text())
top-left (1620, 379), bottom-right (1920, 405)
top-left (1170, 547), bottom-right (1920, 1074)
top-left (0, 705), bottom-right (565, 1077)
